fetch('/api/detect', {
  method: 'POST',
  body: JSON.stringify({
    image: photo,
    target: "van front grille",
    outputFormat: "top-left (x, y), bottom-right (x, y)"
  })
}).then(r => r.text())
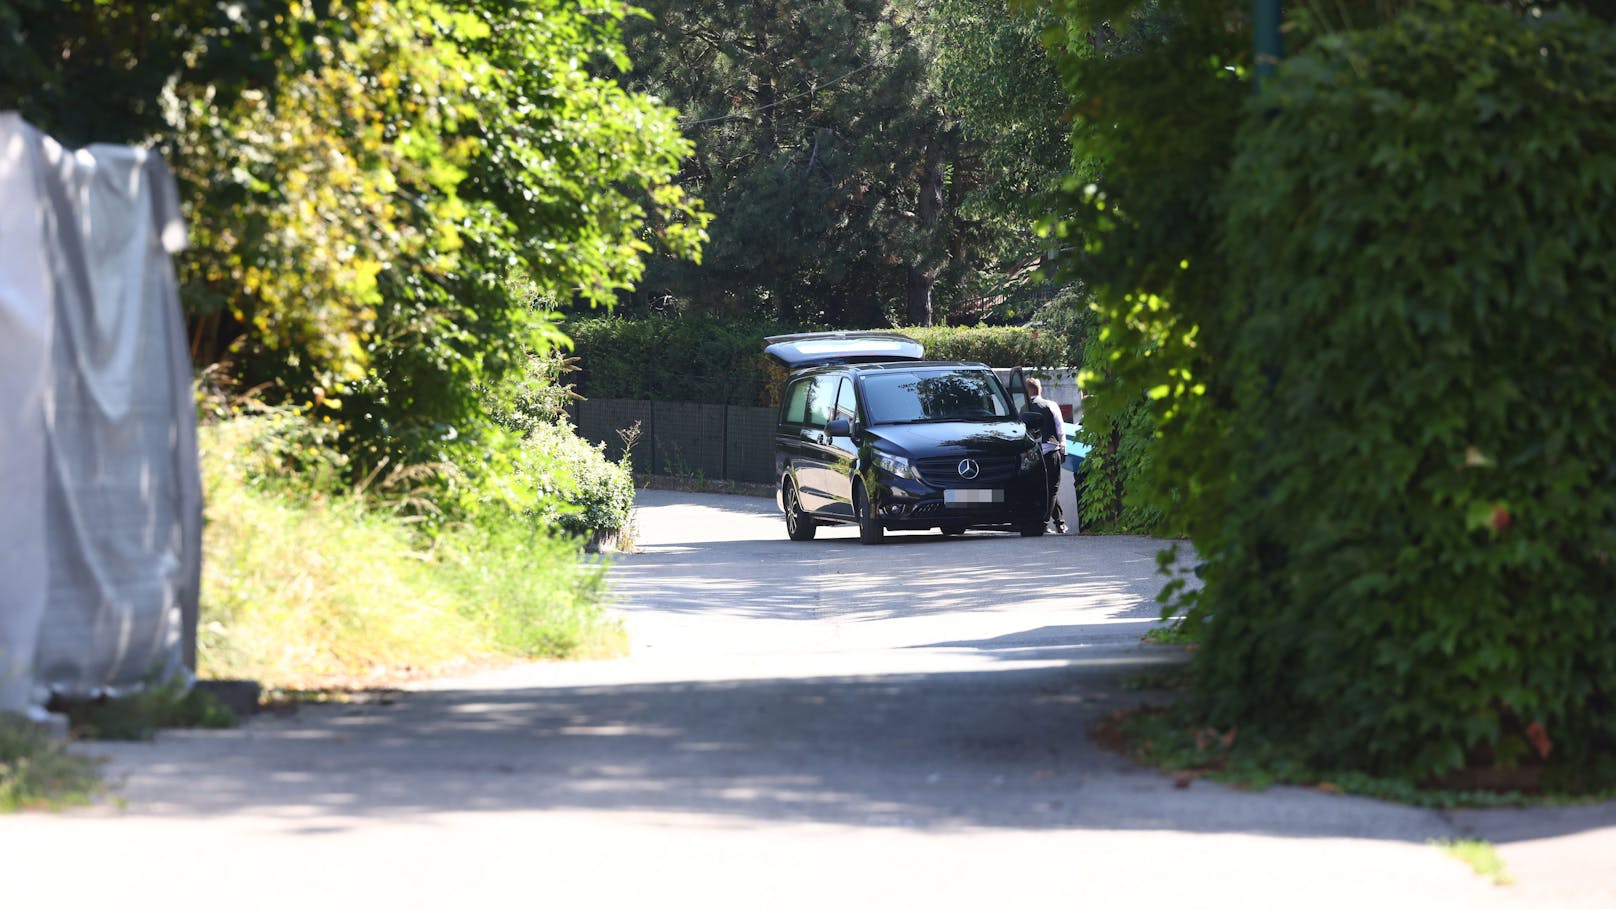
top-left (914, 455), bottom-right (1018, 488)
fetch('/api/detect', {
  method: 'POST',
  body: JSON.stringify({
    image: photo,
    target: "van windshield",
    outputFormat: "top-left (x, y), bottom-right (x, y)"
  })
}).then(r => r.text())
top-left (861, 370), bottom-right (1013, 424)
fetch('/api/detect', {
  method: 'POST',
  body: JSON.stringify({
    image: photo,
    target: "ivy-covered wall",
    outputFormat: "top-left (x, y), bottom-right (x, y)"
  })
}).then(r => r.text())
top-left (1074, 327), bottom-right (1173, 536)
top-left (1191, 4), bottom-right (1616, 785)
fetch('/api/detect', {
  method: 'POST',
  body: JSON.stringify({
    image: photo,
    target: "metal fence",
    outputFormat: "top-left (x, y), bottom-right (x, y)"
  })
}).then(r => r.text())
top-left (570, 398), bottom-right (778, 485)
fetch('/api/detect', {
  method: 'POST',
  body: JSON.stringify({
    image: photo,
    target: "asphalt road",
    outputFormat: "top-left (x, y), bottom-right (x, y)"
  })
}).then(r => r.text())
top-left (2, 489), bottom-right (1612, 908)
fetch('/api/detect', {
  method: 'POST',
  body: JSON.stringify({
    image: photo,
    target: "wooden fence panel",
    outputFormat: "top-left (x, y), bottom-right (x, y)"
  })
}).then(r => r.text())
top-left (652, 401), bottom-right (727, 478)
top-left (725, 405), bottom-right (777, 485)
top-left (573, 399), bottom-right (779, 483)
top-left (572, 398), bottom-right (652, 465)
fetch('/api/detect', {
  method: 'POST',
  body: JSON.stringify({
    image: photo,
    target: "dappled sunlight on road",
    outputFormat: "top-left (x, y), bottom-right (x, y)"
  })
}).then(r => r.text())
top-left (14, 491), bottom-right (1606, 909)
top-left (612, 488), bottom-right (1191, 628)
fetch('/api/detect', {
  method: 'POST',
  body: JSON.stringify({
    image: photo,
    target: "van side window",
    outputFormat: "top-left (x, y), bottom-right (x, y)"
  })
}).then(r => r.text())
top-left (782, 378), bottom-right (811, 426)
top-left (833, 377), bottom-right (856, 424)
top-left (806, 374), bottom-right (840, 427)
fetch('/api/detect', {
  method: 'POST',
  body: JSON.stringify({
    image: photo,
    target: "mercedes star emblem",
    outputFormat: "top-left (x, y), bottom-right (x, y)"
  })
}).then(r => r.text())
top-left (957, 458), bottom-right (980, 480)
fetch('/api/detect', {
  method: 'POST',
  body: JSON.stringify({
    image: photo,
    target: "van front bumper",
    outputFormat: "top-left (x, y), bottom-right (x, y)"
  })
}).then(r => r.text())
top-left (872, 473), bottom-right (1047, 529)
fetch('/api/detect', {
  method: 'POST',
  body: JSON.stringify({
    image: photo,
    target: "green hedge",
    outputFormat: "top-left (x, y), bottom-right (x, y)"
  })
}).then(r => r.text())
top-left (565, 317), bottom-right (805, 406)
top-left (1195, 4), bottom-right (1616, 786)
top-left (564, 316), bottom-right (1076, 406)
top-left (904, 325), bottom-right (1072, 370)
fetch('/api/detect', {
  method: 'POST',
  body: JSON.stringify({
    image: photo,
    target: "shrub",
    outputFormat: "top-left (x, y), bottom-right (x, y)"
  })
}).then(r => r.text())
top-left (481, 350), bottom-right (581, 438)
top-left (1194, 4), bottom-right (1616, 786)
top-left (518, 421), bottom-right (637, 540)
top-left (199, 398), bottom-right (349, 500)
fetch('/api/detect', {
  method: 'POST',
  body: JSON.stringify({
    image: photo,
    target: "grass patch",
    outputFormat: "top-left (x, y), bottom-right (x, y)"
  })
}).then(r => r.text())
top-left (634, 473), bottom-right (774, 499)
top-left (259, 687), bottom-right (402, 709)
top-left (54, 681), bottom-right (238, 741)
top-left (1094, 701), bottom-right (1616, 809)
top-left (1433, 839), bottom-right (1514, 886)
top-left (1142, 621), bottom-right (1196, 646)
top-left (1121, 665), bottom-right (1195, 691)
top-left (0, 715), bottom-right (102, 812)
top-left (435, 521), bottom-right (627, 661)
top-left (198, 415), bottom-right (625, 691)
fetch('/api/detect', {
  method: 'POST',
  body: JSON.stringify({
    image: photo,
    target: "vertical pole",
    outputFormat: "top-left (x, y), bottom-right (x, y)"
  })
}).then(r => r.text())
top-left (721, 405), bottom-right (730, 482)
top-left (1255, 0), bottom-right (1282, 89)
top-left (649, 400), bottom-right (658, 475)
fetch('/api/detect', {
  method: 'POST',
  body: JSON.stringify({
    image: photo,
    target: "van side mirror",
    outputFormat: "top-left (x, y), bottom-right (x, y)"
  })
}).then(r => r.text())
top-left (826, 418), bottom-right (852, 438)
top-left (1020, 413), bottom-right (1043, 437)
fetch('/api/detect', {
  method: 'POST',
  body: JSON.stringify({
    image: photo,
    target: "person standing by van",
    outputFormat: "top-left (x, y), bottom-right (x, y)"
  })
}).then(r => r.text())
top-left (1023, 377), bottom-right (1068, 534)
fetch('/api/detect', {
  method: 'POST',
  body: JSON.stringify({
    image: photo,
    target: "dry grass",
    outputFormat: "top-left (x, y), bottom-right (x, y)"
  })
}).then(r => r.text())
top-left (198, 417), bottom-right (623, 691)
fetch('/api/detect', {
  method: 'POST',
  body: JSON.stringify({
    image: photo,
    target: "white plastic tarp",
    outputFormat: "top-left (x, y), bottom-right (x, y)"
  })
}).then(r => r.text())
top-left (0, 112), bottom-right (201, 715)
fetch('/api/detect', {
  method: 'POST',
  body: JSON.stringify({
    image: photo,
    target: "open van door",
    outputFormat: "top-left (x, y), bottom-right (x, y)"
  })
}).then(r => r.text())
top-left (1000, 367), bottom-right (1029, 413)
top-left (763, 331), bottom-right (924, 370)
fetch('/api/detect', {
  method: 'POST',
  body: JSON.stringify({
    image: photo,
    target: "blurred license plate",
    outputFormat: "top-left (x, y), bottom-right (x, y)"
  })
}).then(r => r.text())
top-left (944, 488), bottom-right (1003, 505)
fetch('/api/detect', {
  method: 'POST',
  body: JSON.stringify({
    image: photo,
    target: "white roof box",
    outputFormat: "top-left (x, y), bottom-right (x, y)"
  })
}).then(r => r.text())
top-left (763, 331), bottom-right (924, 369)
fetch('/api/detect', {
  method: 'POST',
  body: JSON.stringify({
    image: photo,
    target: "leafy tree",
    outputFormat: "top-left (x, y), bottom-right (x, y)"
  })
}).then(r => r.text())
top-left (0, 0), bottom-right (296, 147)
top-left (181, 0), bottom-right (710, 470)
top-left (4, 0), bottom-right (710, 473)
top-left (618, 0), bottom-right (1068, 327)
top-left (929, 0), bottom-right (1073, 324)
top-left (618, 0), bottom-right (919, 324)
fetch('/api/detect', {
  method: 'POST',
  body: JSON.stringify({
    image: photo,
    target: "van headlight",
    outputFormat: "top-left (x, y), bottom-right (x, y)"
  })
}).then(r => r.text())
top-left (1019, 446), bottom-right (1042, 473)
top-left (874, 451), bottom-right (915, 480)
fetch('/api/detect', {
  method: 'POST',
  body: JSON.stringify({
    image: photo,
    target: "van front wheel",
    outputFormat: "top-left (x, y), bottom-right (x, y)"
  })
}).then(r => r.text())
top-left (784, 480), bottom-right (817, 541)
top-left (854, 483), bottom-right (884, 545)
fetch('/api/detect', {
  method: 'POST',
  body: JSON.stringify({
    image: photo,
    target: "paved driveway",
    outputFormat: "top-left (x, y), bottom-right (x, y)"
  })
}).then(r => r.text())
top-left (1, 490), bottom-right (1611, 908)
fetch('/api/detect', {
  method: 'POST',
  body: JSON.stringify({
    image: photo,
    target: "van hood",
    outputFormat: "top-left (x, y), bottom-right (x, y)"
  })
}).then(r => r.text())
top-left (866, 419), bottom-right (1031, 455)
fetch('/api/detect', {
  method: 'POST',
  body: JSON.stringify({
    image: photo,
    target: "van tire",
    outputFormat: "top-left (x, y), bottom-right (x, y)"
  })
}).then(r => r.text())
top-left (854, 483), bottom-right (884, 545)
top-left (784, 480), bottom-right (817, 541)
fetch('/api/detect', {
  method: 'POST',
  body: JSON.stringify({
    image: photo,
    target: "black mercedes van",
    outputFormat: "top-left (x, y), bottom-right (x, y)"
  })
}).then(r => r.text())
top-left (766, 332), bottom-right (1049, 544)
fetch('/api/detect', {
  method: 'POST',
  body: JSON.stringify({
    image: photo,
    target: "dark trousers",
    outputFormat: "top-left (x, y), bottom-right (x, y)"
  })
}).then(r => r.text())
top-left (1044, 451), bottom-right (1064, 527)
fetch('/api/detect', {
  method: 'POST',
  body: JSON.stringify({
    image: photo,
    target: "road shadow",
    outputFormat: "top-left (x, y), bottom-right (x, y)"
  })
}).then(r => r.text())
top-left (82, 488), bottom-right (1609, 853)
top-left (909, 624), bottom-right (1173, 662)
top-left (84, 658), bottom-right (1616, 848)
